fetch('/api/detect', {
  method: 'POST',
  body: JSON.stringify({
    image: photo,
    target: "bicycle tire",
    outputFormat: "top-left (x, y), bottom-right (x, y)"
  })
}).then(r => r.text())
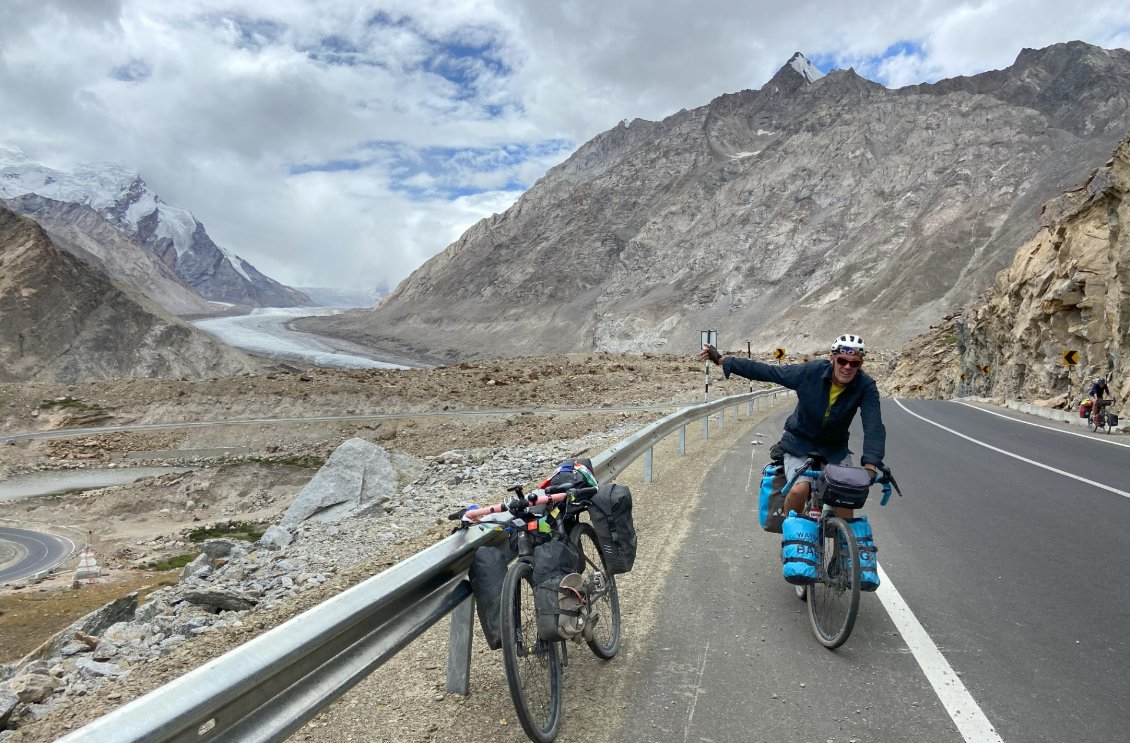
top-left (500, 560), bottom-right (562, 743)
top-left (807, 516), bottom-right (861, 649)
top-left (570, 523), bottom-right (621, 659)
top-left (1104, 414), bottom-right (1114, 434)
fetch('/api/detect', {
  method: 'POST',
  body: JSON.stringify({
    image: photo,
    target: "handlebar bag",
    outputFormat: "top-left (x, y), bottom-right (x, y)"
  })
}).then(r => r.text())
top-left (533, 538), bottom-right (585, 641)
top-left (588, 483), bottom-right (637, 574)
top-left (816, 464), bottom-right (871, 509)
top-left (758, 463), bottom-right (787, 533)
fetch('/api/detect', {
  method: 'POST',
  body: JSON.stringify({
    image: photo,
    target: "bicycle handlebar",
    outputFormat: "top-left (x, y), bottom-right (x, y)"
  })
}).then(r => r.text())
top-left (452, 485), bottom-right (600, 523)
top-left (780, 457), bottom-right (904, 507)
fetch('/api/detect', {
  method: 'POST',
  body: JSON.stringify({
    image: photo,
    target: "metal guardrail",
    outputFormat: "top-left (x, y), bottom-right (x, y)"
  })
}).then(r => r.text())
top-left (56, 387), bottom-right (786, 743)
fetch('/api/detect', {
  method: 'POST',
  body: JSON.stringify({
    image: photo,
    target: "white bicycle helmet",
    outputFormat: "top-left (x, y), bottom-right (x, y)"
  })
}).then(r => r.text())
top-left (831, 333), bottom-right (866, 356)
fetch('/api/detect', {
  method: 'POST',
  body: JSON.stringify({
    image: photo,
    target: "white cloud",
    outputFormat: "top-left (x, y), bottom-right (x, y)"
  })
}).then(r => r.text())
top-left (0, 0), bottom-right (1126, 292)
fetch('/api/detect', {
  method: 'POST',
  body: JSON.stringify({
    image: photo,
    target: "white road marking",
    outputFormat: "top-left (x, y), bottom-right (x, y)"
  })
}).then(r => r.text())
top-left (894, 399), bottom-right (1130, 500)
top-left (955, 400), bottom-right (1130, 449)
top-left (683, 640), bottom-right (709, 743)
top-left (876, 564), bottom-right (1004, 743)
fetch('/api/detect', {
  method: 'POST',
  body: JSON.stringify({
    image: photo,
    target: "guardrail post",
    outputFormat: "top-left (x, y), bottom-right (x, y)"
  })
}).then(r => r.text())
top-left (445, 593), bottom-right (475, 694)
top-left (719, 407), bottom-right (724, 428)
top-left (679, 425), bottom-right (686, 455)
top-left (644, 447), bottom-right (654, 483)
top-left (703, 416), bottom-right (709, 440)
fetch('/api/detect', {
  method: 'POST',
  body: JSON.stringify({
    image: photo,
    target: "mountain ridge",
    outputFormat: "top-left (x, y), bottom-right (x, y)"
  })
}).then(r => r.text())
top-left (0, 204), bottom-right (259, 383)
top-left (299, 42), bottom-right (1130, 361)
top-left (0, 147), bottom-right (311, 309)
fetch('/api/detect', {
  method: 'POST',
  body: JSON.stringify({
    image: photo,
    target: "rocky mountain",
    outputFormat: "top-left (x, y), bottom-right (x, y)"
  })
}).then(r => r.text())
top-left (885, 134), bottom-right (1129, 416)
top-left (300, 42), bottom-right (1130, 362)
top-left (1, 194), bottom-right (219, 317)
top-left (0, 146), bottom-right (311, 309)
top-left (0, 204), bottom-right (259, 383)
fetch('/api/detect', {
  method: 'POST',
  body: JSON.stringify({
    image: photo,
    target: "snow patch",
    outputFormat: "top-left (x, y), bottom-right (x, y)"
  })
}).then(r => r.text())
top-left (789, 53), bottom-right (825, 83)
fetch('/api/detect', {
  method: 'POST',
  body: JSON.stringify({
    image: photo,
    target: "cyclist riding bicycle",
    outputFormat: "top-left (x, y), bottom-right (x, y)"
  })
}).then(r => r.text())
top-left (1090, 375), bottom-right (1114, 407)
top-left (699, 333), bottom-right (886, 518)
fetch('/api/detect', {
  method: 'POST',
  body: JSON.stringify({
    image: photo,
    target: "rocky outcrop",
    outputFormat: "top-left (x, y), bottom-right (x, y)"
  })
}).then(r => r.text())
top-left (301, 42), bottom-right (1130, 362)
top-left (0, 205), bottom-right (258, 383)
top-left (885, 134), bottom-right (1130, 416)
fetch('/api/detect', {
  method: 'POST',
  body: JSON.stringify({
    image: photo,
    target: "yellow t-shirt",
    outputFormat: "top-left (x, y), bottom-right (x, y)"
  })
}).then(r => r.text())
top-left (824, 382), bottom-right (846, 424)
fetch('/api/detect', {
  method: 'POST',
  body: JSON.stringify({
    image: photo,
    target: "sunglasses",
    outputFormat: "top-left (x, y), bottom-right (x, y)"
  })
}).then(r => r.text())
top-left (834, 357), bottom-right (862, 369)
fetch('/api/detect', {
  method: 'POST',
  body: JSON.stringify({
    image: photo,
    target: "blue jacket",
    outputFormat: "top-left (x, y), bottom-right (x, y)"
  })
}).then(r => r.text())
top-left (722, 357), bottom-right (886, 467)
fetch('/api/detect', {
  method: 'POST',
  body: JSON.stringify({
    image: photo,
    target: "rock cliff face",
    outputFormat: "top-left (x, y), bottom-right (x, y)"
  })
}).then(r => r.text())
top-left (0, 205), bottom-right (258, 383)
top-left (885, 135), bottom-right (1129, 415)
top-left (303, 42), bottom-right (1130, 362)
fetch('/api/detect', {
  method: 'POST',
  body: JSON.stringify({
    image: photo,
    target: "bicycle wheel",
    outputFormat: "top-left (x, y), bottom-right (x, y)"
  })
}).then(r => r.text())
top-left (570, 523), bottom-right (621, 659)
top-left (807, 516), bottom-right (861, 649)
top-left (1104, 414), bottom-right (1114, 434)
top-left (500, 560), bottom-right (562, 743)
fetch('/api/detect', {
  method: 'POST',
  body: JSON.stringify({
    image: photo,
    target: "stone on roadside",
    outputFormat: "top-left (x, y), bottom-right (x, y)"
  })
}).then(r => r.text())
top-left (280, 438), bottom-right (397, 527)
top-left (258, 525), bottom-right (293, 550)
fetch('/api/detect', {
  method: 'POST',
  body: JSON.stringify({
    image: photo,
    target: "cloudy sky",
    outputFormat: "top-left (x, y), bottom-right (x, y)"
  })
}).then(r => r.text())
top-left (1, 1), bottom-right (1127, 294)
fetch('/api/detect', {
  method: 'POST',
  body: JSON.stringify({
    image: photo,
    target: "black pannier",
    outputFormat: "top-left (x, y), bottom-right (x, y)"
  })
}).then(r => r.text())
top-left (588, 483), bottom-right (637, 574)
top-left (532, 538), bottom-right (585, 641)
top-left (468, 545), bottom-right (510, 650)
top-left (815, 464), bottom-right (872, 509)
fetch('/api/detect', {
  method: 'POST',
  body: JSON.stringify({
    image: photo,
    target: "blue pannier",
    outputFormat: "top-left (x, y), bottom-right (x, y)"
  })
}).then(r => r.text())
top-left (845, 516), bottom-right (879, 591)
top-left (781, 512), bottom-right (819, 584)
top-left (758, 463), bottom-right (787, 533)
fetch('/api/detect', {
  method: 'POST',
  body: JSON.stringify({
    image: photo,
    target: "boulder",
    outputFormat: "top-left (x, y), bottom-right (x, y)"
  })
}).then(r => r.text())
top-left (280, 438), bottom-right (397, 527)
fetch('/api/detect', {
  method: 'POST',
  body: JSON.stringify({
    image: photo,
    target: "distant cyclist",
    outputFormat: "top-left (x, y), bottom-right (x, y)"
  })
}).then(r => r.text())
top-left (1089, 375), bottom-right (1115, 418)
top-left (699, 334), bottom-right (886, 516)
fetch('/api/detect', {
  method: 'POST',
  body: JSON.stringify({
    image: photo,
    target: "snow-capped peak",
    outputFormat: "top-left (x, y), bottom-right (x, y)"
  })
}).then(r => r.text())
top-left (0, 149), bottom-right (191, 257)
top-left (787, 52), bottom-right (825, 83)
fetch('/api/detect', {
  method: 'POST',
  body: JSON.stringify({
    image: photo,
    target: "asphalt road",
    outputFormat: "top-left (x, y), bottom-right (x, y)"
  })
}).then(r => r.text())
top-left (0, 525), bottom-right (75, 582)
top-left (614, 399), bottom-right (1130, 743)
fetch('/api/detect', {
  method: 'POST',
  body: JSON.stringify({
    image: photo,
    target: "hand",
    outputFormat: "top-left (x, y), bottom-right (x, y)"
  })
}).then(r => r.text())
top-left (699, 344), bottom-right (722, 365)
top-left (864, 463), bottom-right (878, 480)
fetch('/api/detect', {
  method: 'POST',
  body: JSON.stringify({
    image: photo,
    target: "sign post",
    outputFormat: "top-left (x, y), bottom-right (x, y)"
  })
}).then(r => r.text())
top-left (701, 330), bottom-right (717, 439)
top-left (701, 330), bottom-right (717, 402)
top-left (746, 342), bottom-right (754, 405)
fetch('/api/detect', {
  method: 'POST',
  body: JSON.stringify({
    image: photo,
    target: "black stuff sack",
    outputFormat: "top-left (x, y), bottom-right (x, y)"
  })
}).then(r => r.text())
top-left (816, 464), bottom-right (872, 509)
top-left (533, 538), bottom-right (585, 642)
top-left (468, 545), bottom-right (509, 650)
top-left (545, 458), bottom-right (596, 490)
top-left (588, 483), bottom-right (637, 574)
top-left (758, 463), bottom-right (787, 533)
